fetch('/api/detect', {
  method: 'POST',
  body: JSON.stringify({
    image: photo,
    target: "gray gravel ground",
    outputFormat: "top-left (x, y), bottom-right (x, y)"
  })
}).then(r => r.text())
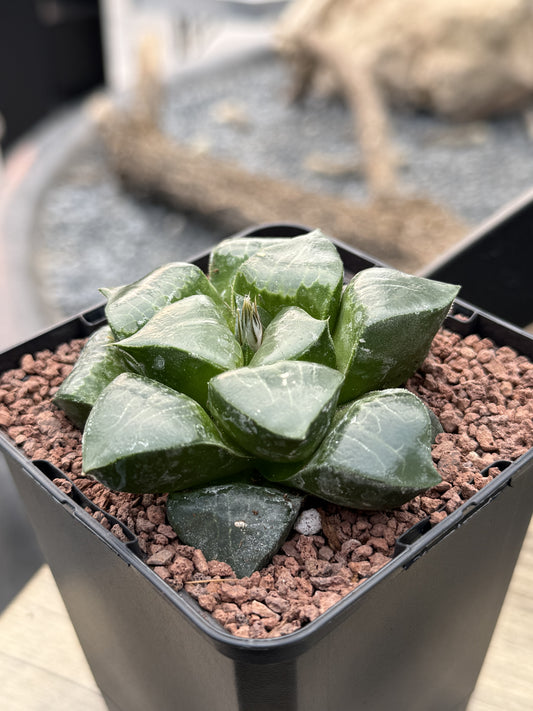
top-left (36, 48), bottom-right (533, 319)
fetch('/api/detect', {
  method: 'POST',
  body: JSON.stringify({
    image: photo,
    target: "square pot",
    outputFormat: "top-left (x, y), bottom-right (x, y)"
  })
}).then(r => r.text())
top-left (1, 225), bottom-right (532, 711)
top-left (422, 186), bottom-right (533, 329)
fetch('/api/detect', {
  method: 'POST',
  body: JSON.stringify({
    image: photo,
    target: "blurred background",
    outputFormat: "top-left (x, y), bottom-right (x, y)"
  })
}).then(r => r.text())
top-left (1, 0), bottom-right (533, 610)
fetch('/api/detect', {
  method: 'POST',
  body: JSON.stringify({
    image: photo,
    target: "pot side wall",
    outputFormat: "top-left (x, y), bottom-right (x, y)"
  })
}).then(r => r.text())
top-left (7, 442), bottom-right (533, 711)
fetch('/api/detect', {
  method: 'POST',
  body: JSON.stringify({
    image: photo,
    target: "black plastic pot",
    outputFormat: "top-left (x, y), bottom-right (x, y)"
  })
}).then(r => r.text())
top-left (1, 226), bottom-right (532, 711)
top-left (422, 187), bottom-right (533, 329)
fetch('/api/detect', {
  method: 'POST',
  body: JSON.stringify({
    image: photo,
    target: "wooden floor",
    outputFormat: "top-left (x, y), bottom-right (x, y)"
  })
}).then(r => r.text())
top-left (1, 521), bottom-right (532, 711)
top-left (467, 518), bottom-right (533, 711)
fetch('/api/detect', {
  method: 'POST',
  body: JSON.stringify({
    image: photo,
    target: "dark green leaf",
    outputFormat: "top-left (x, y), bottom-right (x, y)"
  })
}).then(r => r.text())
top-left (53, 326), bottom-right (127, 429)
top-left (101, 262), bottom-right (231, 340)
top-left (207, 360), bottom-right (344, 462)
top-left (232, 230), bottom-right (343, 328)
top-left (208, 236), bottom-right (289, 304)
top-left (250, 306), bottom-right (336, 369)
top-left (425, 405), bottom-right (443, 442)
top-left (167, 480), bottom-right (304, 577)
top-left (262, 388), bottom-right (442, 510)
top-left (112, 295), bottom-right (242, 408)
top-left (82, 373), bottom-right (251, 493)
top-left (333, 268), bottom-right (459, 403)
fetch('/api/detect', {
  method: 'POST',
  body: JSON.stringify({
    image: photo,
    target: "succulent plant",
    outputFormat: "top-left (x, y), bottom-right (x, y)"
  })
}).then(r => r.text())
top-left (54, 229), bottom-right (459, 575)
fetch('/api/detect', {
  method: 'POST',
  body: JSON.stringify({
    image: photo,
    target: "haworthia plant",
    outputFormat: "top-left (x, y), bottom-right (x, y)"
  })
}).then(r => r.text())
top-left (249, 306), bottom-right (336, 369)
top-left (207, 361), bottom-right (344, 462)
top-left (333, 268), bottom-right (460, 403)
top-left (167, 479), bottom-right (304, 578)
top-left (58, 229), bottom-right (461, 576)
top-left (111, 295), bottom-right (243, 408)
top-left (232, 230), bottom-right (344, 328)
top-left (261, 389), bottom-right (442, 510)
top-left (101, 262), bottom-right (231, 341)
top-left (52, 326), bottom-right (128, 429)
top-left (82, 373), bottom-right (251, 493)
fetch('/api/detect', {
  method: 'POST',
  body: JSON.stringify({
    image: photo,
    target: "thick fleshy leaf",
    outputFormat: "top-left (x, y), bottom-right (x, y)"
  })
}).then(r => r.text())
top-left (208, 236), bottom-right (289, 304)
top-left (112, 295), bottom-right (242, 408)
top-left (232, 230), bottom-right (343, 328)
top-left (101, 262), bottom-right (231, 340)
top-left (250, 306), bottom-right (336, 368)
top-left (207, 361), bottom-right (344, 462)
top-left (53, 326), bottom-right (127, 429)
top-left (426, 406), bottom-right (443, 442)
top-left (82, 373), bottom-right (251, 493)
top-left (333, 268), bottom-right (459, 403)
top-left (167, 480), bottom-right (304, 577)
top-left (262, 389), bottom-right (442, 510)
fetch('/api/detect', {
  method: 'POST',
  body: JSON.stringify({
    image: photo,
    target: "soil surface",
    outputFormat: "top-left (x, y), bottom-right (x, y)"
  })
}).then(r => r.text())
top-left (1, 327), bottom-right (533, 638)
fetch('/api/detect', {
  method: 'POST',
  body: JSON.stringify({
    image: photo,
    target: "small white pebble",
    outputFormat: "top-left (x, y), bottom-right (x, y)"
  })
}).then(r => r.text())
top-left (234, 520), bottom-right (247, 529)
top-left (294, 508), bottom-right (322, 536)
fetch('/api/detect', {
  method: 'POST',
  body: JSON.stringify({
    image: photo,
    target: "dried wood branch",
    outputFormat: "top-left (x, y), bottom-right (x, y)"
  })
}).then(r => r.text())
top-left (93, 100), bottom-right (465, 274)
top-left (88, 27), bottom-right (466, 274)
top-left (278, 0), bottom-right (533, 120)
top-left (277, 0), bottom-right (533, 199)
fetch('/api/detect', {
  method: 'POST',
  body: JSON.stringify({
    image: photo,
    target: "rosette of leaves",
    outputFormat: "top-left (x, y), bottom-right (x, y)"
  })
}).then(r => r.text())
top-left (56, 230), bottom-right (459, 575)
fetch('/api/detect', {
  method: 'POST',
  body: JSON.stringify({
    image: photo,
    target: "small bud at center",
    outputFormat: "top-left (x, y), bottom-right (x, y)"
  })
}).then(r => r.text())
top-left (236, 295), bottom-right (263, 352)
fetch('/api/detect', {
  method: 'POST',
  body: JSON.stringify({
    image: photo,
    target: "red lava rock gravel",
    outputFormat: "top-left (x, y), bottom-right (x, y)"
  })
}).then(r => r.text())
top-left (2, 328), bottom-right (533, 639)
